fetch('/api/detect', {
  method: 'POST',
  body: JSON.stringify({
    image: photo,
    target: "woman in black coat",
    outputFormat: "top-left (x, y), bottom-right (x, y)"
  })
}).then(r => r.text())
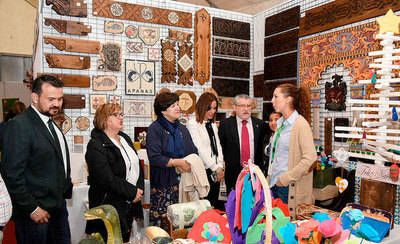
top-left (85, 103), bottom-right (144, 243)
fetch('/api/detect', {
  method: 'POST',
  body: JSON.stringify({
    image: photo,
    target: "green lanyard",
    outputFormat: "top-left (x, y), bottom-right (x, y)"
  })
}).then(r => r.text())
top-left (270, 122), bottom-right (287, 163)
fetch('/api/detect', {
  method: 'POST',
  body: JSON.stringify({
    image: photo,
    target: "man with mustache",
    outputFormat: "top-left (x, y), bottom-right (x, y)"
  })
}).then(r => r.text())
top-left (1, 75), bottom-right (72, 244)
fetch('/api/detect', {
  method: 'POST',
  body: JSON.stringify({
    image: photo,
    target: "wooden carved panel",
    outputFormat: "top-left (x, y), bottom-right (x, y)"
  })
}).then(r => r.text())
top-left (324, 117), bottom-right (332, 155)
top-left (194, 8), bottom-right (211, 85)
top-left (92, 0), bottom-right (192, 28)
top-left (265, 6), bottom-right (300, 36)
top-left (360, 179), bottom-right (396, 215)
top-left (264, 52), bottom-right (297, 80)
top-left (99, 43), bottom-right (121, 71)
top-left (168, 29), bottom-right (192, 43)
top-left (212, 58), bottom-right (250, 79)
top-left (213, 38), bottom-right (250, 59)
top-left (44, 18), bottom-right (91, 36)
top-left (263, 80), bottom-right (297, 101)
top-left (175, 90), bottom-right (196, 114)
top-left (161, 40), bottom-right (177, 83)
top-left (46, 0), bottom-right (87, 17)
top-left (177, 42), bottom-right (193, 86)
top-left (44, 36), bottom-right (100, 54)
top-left (104, 21), bottom-right (124, 34)
top-left (37, 73), bottom-right (90, 88)
top-left (212, 17), bottom-right (250, 40)
top-left (300, 0), bottom-right (400, 37)
top-left (212, 78), bottom-right (249, 97)
top-left (45, 54), bottom-right (90, 70)
top-left (92, 76), bottom-right (117, 91)
top-left (253, 74), bottom-right (264, 98)
top-left (264, 29), bottom-right (298, 57)
top-left (63, 94), bottom-right (86, 109)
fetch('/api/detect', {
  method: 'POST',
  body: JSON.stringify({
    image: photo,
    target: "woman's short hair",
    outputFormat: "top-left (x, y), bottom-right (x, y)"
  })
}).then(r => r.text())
top-left (154, 92), bottom-right (179, 118)
top-left (195, 92), bottom-right (218, 123)
top-left (93, 103), bottom-right (121, 130)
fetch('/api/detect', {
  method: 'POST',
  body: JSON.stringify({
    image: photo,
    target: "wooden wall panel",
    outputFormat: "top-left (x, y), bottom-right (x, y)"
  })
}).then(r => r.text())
top-left (264, 29), bottom-right (298, 56)
top-left (253, 74), bottom-right (264, 97)
top-left (213, 38), bottom-right (250, 59)
top-left (212, 58), bottom-right (250, 78)
top-left (265, 6), bottom-right (300, 36)
top-left (264, 52), bottom-right (297, 80)
top-left (212, 78), bottom-right (249, 97)
top-left (212, 17), bottom-right (250, 40)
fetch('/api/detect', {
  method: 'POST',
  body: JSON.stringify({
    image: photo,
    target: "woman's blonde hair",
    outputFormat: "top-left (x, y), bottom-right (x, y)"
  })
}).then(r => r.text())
top-left (93, 103), bottom-right (122, 130)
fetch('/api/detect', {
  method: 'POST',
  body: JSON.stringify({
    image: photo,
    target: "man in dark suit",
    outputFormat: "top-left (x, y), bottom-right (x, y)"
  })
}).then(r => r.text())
top-left (218, 94), bottom-right (267, 193)
top-left (1, 75), bottom-right (72, 244)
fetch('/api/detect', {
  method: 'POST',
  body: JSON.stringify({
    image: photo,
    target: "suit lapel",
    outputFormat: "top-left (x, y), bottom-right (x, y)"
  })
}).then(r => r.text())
top-left (230, 117), bottom-right (240, 150)
top-left (252, 117), bottom-right (260, 150)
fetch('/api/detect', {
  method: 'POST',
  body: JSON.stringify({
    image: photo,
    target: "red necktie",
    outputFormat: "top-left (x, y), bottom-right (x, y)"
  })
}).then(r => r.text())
top-left (241, 120), bottom-right (250, 166)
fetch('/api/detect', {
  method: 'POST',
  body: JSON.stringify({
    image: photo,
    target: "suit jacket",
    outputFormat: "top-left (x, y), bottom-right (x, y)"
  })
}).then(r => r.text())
top-left (0, 106), bottom-right (72, 218)
top-left (218, 116), bottom-right (267, 192)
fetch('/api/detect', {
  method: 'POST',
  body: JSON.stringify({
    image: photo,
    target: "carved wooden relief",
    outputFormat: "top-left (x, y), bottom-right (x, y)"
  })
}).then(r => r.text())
top-left (92, 76), bottom-right (117, 91)
top-left (194, 8), bottom-right (211, 85)
top-left (300, 0), bottom-right (400, 37)
top-left (63, 94), bottom-right (86, 109)
top-left (253, 74), bottom-right (264, 97)
top-left (264, 29), bottom-right (298, 56)
top-left (98, 43), bottom-right (121, 71)
top-left (263, 80), bottom-right (297, 101)
top-left (161, 40), bottom-right (177, 83)
top-left (325, 74), bottom-right (347, 111)
top-left (90, 94), bottom-right (107, 114)
top-left (138, 27), bottom-right (160, 46)
top-left (264, 52), bottom-right (297, 80)
top-left (46, 0), bottom-right (87, 17)
top-left (177, 42), bottom-right (193, 86)
top-left (126, 42), bottom-right (144, 53)
top-left (92, 0), bottom-right (192, 28)
top-left (265, 6), bottom-right (300, 36)
top-left (125, 25), bottom-right (138, 38)
top-left (168, 29), bottom-right (192, 43)
top-left (45, 54), bottom-right (90, 70)
top-left (44, 18), bottom-right (91, 36)
top-left (75, 116), bottom-right (90, 131)
top-left (175, 90), bottom-right (196, 114)
top-left (212, 78), bottom-right (249, 97)
top-left (360, 179), bottom-right (396, 216)
top-left (212, 58), bottom-right (250, 79)
top-left (44, 36), bottom-right (100, 54)
top-left (37, 73), bottom-right (90, 88)
top-left (104, 21), bottom-right (124, 34)
top-left (324, 117), bottom-right (332, 155)
top-left (212, 17), bottom-right (250, 40)
top-left (213, 38), bottom-right (250, 59)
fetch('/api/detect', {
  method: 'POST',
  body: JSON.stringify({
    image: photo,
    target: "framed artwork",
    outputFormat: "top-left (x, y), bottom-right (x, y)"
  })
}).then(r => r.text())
top-left (123, 99), bottom-right (152, 117)
top-left (90, 94), bottom-right (107, 114)
top-left (125, 60), bottom-right (155, 95)
top-left (134, 127), bottom-right (148, 149)
top-left (109, 95), bottom-right (122, 106)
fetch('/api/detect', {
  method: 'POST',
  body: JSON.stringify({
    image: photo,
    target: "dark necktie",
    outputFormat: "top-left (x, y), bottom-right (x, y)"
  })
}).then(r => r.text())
top-left (241, 120), bottom-right (250, 166)
top-left (48, 119), bottom-right (63, 156)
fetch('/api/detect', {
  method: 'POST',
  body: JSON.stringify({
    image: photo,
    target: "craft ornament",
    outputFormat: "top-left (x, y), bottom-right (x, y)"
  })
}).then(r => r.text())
top-left (325, 74), bottom-right (347, 111)
top-left (125, 25), bottom-right (138, 38)
top-left (194, 8), bottom-right (211, 85)
top-left (37, 73), bottom-right (90, 88)
top-left (46, 0), bottom-right (87, 17)
top-left (127, 42), bottom-right (144, 53)
top-left (168, 29), bottom-right (192, 43)
top-left (63, 94), bottom-right (86, 109)
top-left (44, 36), bottom-right (100, 54)
top-left (61, 114), bottom-right (72, 134)
top-left (104, 21), bottom-right (124, 34)
top-left (390, 164), bottom-right (399, 182)
top-left (110, 2), bottom-right (123, 17)
top-left (44, 18), bottom-right (91, 36)
top-left (176, 90), bottom-right (196, 114)
top-left (212, 17), bottom-right (250, 40)
top-left (335, 177), bottom-right (349, 193)
top-left (125, 60), bottom-right (155, 95)
top-left (109, 95), bottom-right (121, 105)
top-left (376, 9), bottom-right (400, 35)
top-left (161, 40), bottom-right (177, 83)
top-left (99, 43), bottom-right (121, 71)
top-left (92, 75), bottom-right (117, 91)
top-left (148, 48), bottom-right (161, 61)
top-left (213, 38), bottom-right (250, 59)
top-left (332, 148), bottom-right (349, 167)
top-left (212, 78), bottom-right (249, 97)
top-left (75, 116), bottom-right (90, 131)
top-left (45, 54), bottom-right (90, 70)
top-left (90, 94), bottom-right (107, 114)
top-left (265, 6), bottom-right (300, 36)
top-left (392, 107), bottom-right (398, 121)
top-left (138, 27), bottom-right (160, 46)
top-left (123, 99), bottom-right (152, 117)
top-left (177, 42), bottom-right (194, 85)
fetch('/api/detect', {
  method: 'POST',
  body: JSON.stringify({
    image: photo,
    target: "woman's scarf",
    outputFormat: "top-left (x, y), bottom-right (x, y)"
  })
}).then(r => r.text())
top-left (157, 116), bottom-right (185, 158)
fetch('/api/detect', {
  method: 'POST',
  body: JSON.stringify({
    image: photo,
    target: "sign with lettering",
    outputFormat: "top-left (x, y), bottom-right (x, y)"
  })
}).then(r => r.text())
top-left (125, 60), bottom-right (155, 95)
top-left (356, 162), bottom-right (400, 185)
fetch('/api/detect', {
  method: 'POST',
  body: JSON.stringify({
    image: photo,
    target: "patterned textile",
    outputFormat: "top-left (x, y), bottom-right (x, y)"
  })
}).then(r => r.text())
top-left (150, 185), bottom-right (179, 231)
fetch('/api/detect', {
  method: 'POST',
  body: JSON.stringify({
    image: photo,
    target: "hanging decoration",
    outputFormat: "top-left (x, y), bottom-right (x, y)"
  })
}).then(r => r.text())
top-left (161, 40), bottom-right (177, 83)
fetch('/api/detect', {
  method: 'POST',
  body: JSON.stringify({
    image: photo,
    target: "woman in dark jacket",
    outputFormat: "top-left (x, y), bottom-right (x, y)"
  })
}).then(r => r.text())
top-left (85, 103), bottom-right (144, 243)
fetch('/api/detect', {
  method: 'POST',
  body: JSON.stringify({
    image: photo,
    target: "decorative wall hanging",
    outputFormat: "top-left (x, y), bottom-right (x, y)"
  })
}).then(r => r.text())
top-left (194, 8), bottom-right (211, 85)
top-left (175, 90), bottom-right (196, 114)
top-left (109, 95), bottom-right (121, 105)
top-left (299, 0), bottom-right (400, 37)
top-left (264, 52), bottom-right (297, 80)
top-left (134, 127), bottom-right (148, 148)
top-left (37, 73), bottom-right (90, 88)
top-left (168, 29), bottom-right (192, 43)
top-left (334, 118), bottom-right (349, 142)
top-left (360, 179), bottom-right (396, 216)
top-left (123, 99), bottom-right (152, 117)
top-left (212, 58), bottom-right (250, 79)
top-left (92, 0), bottom-right (192, 28)
top-left (264, 29), bottom-right (298, 57)
top-left (98, 43), bottom-right (121, 71)
top-left (90, 94), bottom-right (107, 114)
top-left (212, 78), bottom-right (249, 97)
top-left (44, 36), bottom-right (100, 54)
top-left (148, 48), bottom-right (161, 61)
top-left (325, 74), bottom-right (347, 111)
top-left (212, 17), bottom-right (250, 40)
top-left (213, 38), bottom-right (250, 59)
top-left (92, 75), bottom-right (117, 91)
top-left (61, 114), bottom-right (72, 134)
top-left (265, 6), bottom-right (300, 36)
top-left (312, 107), bottom-right (320, 140)
top-left (324, 117), bottom-right (332, 155)
top-left (161, 40), bottom-right (177, 83)
top-left (177, 42), bottom-right (193, 85)
top-left (253, 74), bottom-right (264, 97)
top-left (52, 112), bottom-right (67, 131)
top-left (75, 116), bottom-right (90, 131)
top-left (44, 18), bottom-right (91, 36)
top-left (45, 54), bottom-right (90, 70)
top-left (63, 94), bottom-right (86, 109)
top-left (125, 60), bottom-right (155, 95)
top-left (263, 80), bottom-right (297, 101)
top-left (125, 25), bottom-right (138, 38)
top-left (126, 42), bottom-right (144, 53)
top-left (104, 21), bottom-right (124, 34)
top-left (46, 0), bottom-right (87, 17)
top-left (138, 27), bottom-right (160, 46)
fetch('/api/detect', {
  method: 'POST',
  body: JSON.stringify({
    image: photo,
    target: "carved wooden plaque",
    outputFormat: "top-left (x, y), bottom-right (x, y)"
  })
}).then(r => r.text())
top-left (324, 117), bottom-right (332, 155)
top-left (45, 54), bottom-right (90, 70)
top-left (264, 52), bottom-right (297, 80)
top-left (175, 90), bottom-right (196, 114)
top-left (138, 27), bottom-right (160, 46)
top-left (212, 17), bottom-right (250, 40)
top-left (265, 6), bottom-right (300, 36)
top-left (168, 29), bottom-right (192, 43)
top-left (300, 0), bottom-right (400, 37)
top-left (161, 40), bottom-right (177, 83)
top-left (253, 74), bottom-right (264, 97)
top-left (61, 114), bottom-right (72, 134)
top-left (92, 0), bottom-right (192, 28)
top-left (263, 80), bottom-right (297, 101)
top-left (126, 42), bottom-right (144, 53)
top-left (44, 18), bottom-right (91, 36)
top-left (44, 36), bottom-right (100, 54)
top-left (177, 42), bottom-right (193, 86)
top-left (75, 116), bottom-right (90, 131)
top-left (125, 25), bottom-right (138, 38)
top-left (213, 38), bottom-right (250, 59)
top-left (46, 0), bottom-right (87, 17)
top-left (360, 179), bottom-right (396, 216)
top-left (148, 48), bottom-right (161, 61)
top-left (109, 95), bottom-right (121, 106)
top-left (104, 21), bottom-right (124, 34)
top-left (92, 76), bottom-right (117, 91)
top-left (194, 8), bottom-right (211, 85)
top-left (212, 58), bottom-right (250, 79)
top-left (264, 29), bottom-right (298, 56)
top-left (90, 94), bottom-right (107, 114)
top-left (125, 60), bottom-right (155, 96)
top-left (212, 78), bottom-right (249, 97)
top-left (37, 73), bottom-right (90, 88)
top-left (98, 43), bottom-right (121, 71)
top-left (63, 94), bottom-right (86, 109)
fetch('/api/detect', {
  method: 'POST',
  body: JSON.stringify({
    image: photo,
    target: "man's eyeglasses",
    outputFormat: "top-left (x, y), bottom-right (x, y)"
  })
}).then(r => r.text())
top-left (111, 112), bottom-right (124, 118)
top-left (235, 104), bottom-right (252, 108)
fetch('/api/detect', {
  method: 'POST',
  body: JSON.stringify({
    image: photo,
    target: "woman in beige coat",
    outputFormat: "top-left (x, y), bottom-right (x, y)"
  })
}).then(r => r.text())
top-left (269, 83), bottom-right (317, 219)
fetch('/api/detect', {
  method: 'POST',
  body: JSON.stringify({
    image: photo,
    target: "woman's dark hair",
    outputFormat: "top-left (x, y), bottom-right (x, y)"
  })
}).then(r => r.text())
top-left (195, 92), bottom-right (218, 123)
top-left (31, 75), bottom-right (64, 95)
top-left (4, 101), bottom-right (26, 122)
top-left (154, 92), bottom-right (179, 118)
top-left (277, 83), bottom-right (311, 122)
